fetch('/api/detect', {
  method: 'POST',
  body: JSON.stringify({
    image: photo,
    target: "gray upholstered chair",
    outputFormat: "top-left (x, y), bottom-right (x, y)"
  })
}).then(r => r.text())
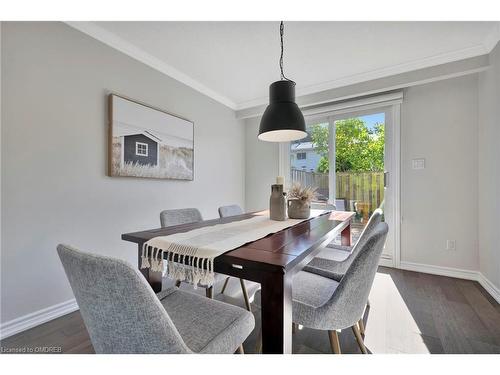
top-left (160, 208), bottom-right (251, 311)
top-left (334, 198), bottom-right (347, 211)
top-left (305, 208), bottom-right (383, 281)
top-left (292, 222), bottom-right (388, 354)
top-left (57, 244), bottom-right (254, 354)
top-left (310, 202), bottom-right (336, 210)
top-left (218, 204), bottom-right (244, 218)
top-left (304, 209), bottom-right (383, 334)
top-left (326, 208), bottom-right (382, 253)
top-left (160, 208), bottom-right (203, 228)
top-left (254, 222), bottom-right (388, 354)
top-left (217, 204), bottom-right (251, 310)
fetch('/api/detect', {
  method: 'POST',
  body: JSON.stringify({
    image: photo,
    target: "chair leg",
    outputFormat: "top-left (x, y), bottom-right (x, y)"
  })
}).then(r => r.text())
top-left (328, 330), bottom-right (341, 354)
top-left (235, 345), bottom-right (244, 354)
top-left (255, 330), bottom-right (262, 354)
top-left (352, 325), bottom-right (368, 354)
top-left (205, 286), bottom-right (213, 299)
top-left (175, 280), bottom-right (181, 288)
top-left (358, 318), bottom-right (365, 336)
top-left (220, 277), bottom-right (230, 295)
top-left (239, 278), bottom-right (251, 311)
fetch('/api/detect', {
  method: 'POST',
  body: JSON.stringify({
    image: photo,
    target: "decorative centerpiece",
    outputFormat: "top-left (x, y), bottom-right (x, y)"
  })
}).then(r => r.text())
top-left (270, 176), bottom-right (287, 221)
top-left (287, 183), bottom-right (317, 219)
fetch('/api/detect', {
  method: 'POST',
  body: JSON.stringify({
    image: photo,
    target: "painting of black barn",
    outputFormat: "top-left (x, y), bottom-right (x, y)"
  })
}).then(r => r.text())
top-left (109, 94), bottom-right (194, 180)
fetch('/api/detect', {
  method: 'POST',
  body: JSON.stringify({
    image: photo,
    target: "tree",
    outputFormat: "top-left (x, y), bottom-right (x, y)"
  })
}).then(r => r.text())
top-left (310, 118), bottom-right (384, 173)
top-left (317, 156), bottom-right (329, 173)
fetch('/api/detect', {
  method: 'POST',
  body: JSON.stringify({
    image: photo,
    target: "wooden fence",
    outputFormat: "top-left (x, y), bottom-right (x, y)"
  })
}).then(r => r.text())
top-left (291, 168), bottom-right (384, 216)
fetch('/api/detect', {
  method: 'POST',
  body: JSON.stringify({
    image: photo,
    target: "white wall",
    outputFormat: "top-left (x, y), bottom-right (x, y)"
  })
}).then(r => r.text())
top-left (1, 22), bottom-right (245, 324)
top-left (401, 75), bottom-right (478, 270)
top-left (245, 117), bottom-right (278, 211)
top-left (245, 74), bottom-right (480, 272)
top-left (478, 42), bottom-right (500, 290)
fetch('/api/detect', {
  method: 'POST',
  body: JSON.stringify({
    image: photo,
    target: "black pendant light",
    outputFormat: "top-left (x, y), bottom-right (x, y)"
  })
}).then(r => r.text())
top-left (258, 22), bottom-right (307, 142)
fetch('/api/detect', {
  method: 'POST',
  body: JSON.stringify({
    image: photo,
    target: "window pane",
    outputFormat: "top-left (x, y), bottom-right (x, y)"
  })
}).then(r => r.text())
top-left (334, 113), bottom-right (385, 242)
top-left (290, 122), bottom-right (329, 202)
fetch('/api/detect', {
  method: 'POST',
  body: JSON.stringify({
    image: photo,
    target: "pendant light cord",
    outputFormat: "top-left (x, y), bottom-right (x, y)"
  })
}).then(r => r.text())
top-left (279, 21), bottom-right (294, 82)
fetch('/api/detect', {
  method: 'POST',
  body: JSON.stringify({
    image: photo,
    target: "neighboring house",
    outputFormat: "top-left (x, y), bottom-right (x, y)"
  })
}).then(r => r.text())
top-left (122, 131), bottom-right (160, 167)
top-left (290, 141), bottom-right (322, 171)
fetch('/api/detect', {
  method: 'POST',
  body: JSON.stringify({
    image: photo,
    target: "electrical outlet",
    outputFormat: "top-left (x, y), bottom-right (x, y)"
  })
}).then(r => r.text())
top-left (446, 240), bottom-right (456, 251)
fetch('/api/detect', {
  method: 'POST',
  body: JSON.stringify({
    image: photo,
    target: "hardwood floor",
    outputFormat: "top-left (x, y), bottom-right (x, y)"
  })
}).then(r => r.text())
top-left (1, 267), bottom-right (499, 354)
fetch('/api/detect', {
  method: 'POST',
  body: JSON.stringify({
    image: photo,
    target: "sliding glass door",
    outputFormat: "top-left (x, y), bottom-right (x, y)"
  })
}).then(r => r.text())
top-left (287, 104), bottom-right (399, 265)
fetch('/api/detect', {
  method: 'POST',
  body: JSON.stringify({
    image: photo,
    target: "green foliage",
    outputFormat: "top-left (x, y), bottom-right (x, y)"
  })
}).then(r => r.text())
top-left (317, 156), bottom-right (329, 173)
top-left (310, 118), bottom-right (384, 172)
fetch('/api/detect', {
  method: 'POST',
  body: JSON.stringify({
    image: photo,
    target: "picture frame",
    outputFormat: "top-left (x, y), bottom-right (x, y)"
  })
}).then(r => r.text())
top-left (108, 94), bottom-right (194, 181)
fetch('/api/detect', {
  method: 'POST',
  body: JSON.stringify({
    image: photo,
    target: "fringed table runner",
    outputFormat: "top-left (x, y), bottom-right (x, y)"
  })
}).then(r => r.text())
top-left (141, 213), bottom-right (314, 287)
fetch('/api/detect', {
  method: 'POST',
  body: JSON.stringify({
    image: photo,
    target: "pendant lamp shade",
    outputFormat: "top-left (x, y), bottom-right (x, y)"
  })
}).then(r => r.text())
top-left (258, 80), bottom-right (307, 142)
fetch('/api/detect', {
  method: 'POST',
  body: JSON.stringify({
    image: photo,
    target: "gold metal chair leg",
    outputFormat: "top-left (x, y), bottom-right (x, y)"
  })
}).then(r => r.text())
top-left (239, 278), bottom-right (251, 311)
top-left (220, 277), bottom-right (230, 294)
top-left (352, 325), bottom-right (368, 354)
top-left (358, 318), bottom-right (365, 336)
top-left (205, 286), bottom-right (213, 299)
top-left (236, 345), bottom-right (244, 354)
top-left (328, 330), bottom-right (341, 354)
top-left (175, 280), bottom-right (181, 288)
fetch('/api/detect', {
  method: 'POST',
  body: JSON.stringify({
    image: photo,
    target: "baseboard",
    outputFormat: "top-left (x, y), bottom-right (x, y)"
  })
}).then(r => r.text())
top-left (1, 263), bottom-right (499, 341)
top-left (399, 261), bottom-right (479, 281)
top-left (0, 299), bottom-right (78, 340)
top-left (399, 261), bottom-right (500, 304)
top-left (477, 272), bottom-right (500, 304)
top-left (378, 257), bottom-right (394, 267)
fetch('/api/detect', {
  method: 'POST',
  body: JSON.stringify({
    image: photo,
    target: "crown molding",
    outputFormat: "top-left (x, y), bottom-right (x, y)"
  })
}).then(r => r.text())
top-left (65, 21), bottom-right (237, 110)
top-left (483, 22), bottom-right (500, 52)
top-left (235, 43), bottom-right (490, 110)
top-left (65, 21), bottom-right (500, 113)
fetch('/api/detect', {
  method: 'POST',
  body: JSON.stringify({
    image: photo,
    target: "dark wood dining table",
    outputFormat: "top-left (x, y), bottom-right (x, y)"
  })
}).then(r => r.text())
top-left (122, 209), bottom-right (355, 354)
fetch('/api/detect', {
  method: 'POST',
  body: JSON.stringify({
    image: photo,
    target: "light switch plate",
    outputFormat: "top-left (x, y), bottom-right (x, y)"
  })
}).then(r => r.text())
top-left (446, 240), bottom-right (456, 251)
top-left (412, 158), bottom-right (425, 169)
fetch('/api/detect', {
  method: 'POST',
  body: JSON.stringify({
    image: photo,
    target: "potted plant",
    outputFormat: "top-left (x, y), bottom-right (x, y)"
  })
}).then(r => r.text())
top-left (287, 183), bottom-right (317, 219)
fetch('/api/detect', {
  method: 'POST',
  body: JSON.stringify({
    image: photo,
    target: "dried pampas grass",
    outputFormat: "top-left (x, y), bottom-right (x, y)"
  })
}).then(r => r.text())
top-left (288, 183), bottom-right (318, 204)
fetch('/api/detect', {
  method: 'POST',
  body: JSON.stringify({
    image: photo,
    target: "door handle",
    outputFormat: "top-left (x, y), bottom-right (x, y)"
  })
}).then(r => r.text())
top-left (384, 172), bottom-right (389, 188)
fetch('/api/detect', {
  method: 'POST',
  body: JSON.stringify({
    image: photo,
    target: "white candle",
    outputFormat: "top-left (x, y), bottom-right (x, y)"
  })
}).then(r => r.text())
top-left (276, 176), bottom-right (284, 185)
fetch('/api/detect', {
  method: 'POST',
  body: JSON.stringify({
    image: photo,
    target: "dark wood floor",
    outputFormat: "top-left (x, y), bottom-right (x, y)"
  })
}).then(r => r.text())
top-left (2, 267), bottom-right (500, 354)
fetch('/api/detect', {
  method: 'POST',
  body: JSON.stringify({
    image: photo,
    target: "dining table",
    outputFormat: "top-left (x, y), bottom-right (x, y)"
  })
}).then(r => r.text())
top-left (122, 209), bottom-right (355, 354)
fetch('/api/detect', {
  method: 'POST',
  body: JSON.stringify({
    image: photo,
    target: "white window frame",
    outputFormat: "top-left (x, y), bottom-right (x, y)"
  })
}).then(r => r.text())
top-left (278, 91), bottom-right (402, 268)
top-left (135, 142), bottom-right (148, 157)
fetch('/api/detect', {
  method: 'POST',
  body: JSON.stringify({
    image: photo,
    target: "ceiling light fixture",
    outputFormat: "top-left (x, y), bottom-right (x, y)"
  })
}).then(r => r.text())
top-left (258, 21), bottom-right (307, 142)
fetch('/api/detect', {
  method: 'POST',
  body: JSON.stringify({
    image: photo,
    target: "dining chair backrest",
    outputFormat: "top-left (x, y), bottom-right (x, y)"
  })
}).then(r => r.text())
top-left (335, 198), bottom-right (347, 211)
top-left (57, 244), bottom-right (190, 353)
top-left (352, 208), bottom-right (383, 251)
top-left (320, 208), bottom-right (383, 276)
top-left (218, 204), bottom-right (244, 218)
top-left (320, 222), bottom-right (388, 329)
top-left (160, 208), bottom-right (203, 228)
top-left (311, 202), bottom-right (336, 210)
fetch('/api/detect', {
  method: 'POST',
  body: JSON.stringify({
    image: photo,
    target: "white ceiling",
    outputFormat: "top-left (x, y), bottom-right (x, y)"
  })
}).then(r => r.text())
top-left (71, 21), bottom-right (500, 109)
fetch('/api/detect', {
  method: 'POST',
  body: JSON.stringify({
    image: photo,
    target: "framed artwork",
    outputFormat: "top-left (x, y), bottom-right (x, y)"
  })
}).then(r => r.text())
top-left (108, 94), bottom-right (194, 180)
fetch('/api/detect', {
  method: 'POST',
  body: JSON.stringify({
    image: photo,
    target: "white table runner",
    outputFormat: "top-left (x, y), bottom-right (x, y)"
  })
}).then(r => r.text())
top-left (141, 212), bottom-right (322, 287)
